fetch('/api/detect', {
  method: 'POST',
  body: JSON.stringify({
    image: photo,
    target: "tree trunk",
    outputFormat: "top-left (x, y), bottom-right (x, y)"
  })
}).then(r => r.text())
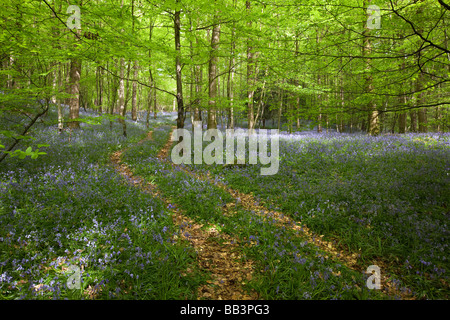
top-left (192, 22), bottom-right (202, 123)
top-left (146, 87), bottom-right (152, 128)
top-left (118, 58), bottom-right (127, 137)
top-left (414, 2), bottom-right (427, 134)
top-left (278, 86), bottom-right (283, 131)
top-left (364, 0), bottom-right (379, 135)
top-left (174, 6), bottom-right (185, 129)
top-left (98, 66), bottom-right (103, 114)
top-left (52, 62), bottom-right (64, 132)
top-left (131, 61), bottom-right (138, 121)
top-left (410, 110), bottom-right (417, 132)
top-left (435, 107), bottom-right (441, 132)
top-left (207, 21), bottom-right (220, 129)
top-left (317, 74), bottom-right (322, 133)
top-left (398, 112), bottom-right (407, 133)
top-left (391, 113), bottom-right (398, 133)
top-left (246, 0), bottom-right (256, 132)
top-left (68, 55), bottom-right (81, 129)
top-left (148, 21), bottom-right (157, 122)
top-left (194, 62), bottom-right (202, 122)
top-left (153, 78), bottom-right (157, 119)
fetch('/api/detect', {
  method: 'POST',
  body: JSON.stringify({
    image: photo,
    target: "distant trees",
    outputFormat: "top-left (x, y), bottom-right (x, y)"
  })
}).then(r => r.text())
top-left (0, 0), bottom-right (448, 157)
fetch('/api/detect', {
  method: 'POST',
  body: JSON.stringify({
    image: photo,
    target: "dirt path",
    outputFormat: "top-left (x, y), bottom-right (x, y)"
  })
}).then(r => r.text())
top-left (111, 127), bottom-right (257, 300)
top-left (158, 127), bottom-right (415, 300)
top-left (111, 126), bottom-right (414, 300)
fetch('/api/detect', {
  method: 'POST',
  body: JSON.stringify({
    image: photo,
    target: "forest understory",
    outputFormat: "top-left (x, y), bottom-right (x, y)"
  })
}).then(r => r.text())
top-left (1, 111), bottom-right (448, 300)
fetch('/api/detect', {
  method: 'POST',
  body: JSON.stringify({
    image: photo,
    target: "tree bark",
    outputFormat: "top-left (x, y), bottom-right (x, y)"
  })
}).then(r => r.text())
top-left (174, 5), bottom-right (185, 129)
top-left (364, 0), bottom-right (379, 135)
top-left (131, 61), bottom-right (138, 121)
top-left (410, 110), bottom-right (417, 132)
top-left (278, 86), bottom-right (283, 131)
top-left (118, 58), bottom-right (127, 137)
top-left (207, 20), bottom-right (220, 129)
top-left (398, 112), bottom-right (407, 133)
top-left (246, 0), bottom-right (256, 132)
top-left (68, 54), bottom-right (81, 129)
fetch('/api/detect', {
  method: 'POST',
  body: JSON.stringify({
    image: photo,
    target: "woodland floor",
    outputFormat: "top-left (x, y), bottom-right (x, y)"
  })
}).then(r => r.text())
top-left (0, 112), bottom-right (449, 300)
top-left (112, 126), bottom-right (414, 300)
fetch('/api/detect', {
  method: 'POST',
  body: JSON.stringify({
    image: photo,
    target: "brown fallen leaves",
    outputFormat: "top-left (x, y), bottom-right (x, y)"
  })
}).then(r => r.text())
top-left (172, 211), bottom-right (257, 300)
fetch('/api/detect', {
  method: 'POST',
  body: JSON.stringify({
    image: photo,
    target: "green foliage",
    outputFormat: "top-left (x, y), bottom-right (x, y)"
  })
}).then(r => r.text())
top-left (4, 145), bottom-right (48, 160)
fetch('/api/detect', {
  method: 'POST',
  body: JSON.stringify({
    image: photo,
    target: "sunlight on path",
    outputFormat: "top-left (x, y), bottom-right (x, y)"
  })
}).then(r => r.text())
top-left (111, 127), bottom-right (257, 300)
top-left (160, 128), bottom-right (415, 300)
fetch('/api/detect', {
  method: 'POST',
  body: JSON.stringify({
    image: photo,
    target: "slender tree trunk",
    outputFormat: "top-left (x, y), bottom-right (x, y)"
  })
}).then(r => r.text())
top-left (52, 62), bottom-right (64, 132)
top-left (147, 21), bottom-right (157, 122)
top-left (398, 112), bottom-right (407, 133)
top-left (435, 107), bottom-right (441, 132)
top-left (189, 20), bottom-right (195, 126)
top-left (255, 68), bottom-right (267, 128)
top-left (194, 61), bottom-right (202, 122)
top-left (278, 86), bottom-right (283, 131)
top-left (410, 110), bottom-right (417, 132)
top-left (98, 66), bottom-right (103, 114)
top-left (246, 0), bottom-right (256, 132)
top-left (146, 86), bottom-right (151, 128)
top-left (227, 41), bottom-right (235, 129)
top-left (68, 55), bottom-right (81, 129)
top-left (364, 0), bottom-right (379, 135)
top-left (391, 113), bottom-right (398, 133)
top-left (174, 5), bottom-right (184, 129)
top-left (130, 0), bottom-right (137, 122)
top-left (137, 83), bottom-right (141, 120)
top-left (207, 21), bottom-right (220, 129)
top-left (317, 75), bottom-right (322, 133)
top-left (398, 52), bottom-right (407, 133)
top-left (131, 61), bottom-right (138, 121)
top-left (398, 92), bottom-right (407, 134)
top-left (414, 1), bottom-right (427, 133)
top-left (153, 79), bottom-right (157, 119)
top-left (192, 20), bottom-right (202, 123)
top-left (118, 58), bottom-right (127, 137)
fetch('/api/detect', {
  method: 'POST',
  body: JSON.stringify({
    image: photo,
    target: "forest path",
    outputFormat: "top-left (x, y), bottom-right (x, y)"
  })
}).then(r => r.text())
top-left (111, 127), bottom-right (257, 300)
top-left (110, 126), bottom-right (414, 300)
top-left (159, 127), bottom-right (415, 300)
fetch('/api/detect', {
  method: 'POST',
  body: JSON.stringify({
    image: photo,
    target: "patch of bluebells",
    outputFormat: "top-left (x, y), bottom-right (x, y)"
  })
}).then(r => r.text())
top-left (0, 114), bottom-right (198, 299)
top-left (220, 209), bottom-right (383, 300)
top-left (192, 129), bottom-right (450, 299)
